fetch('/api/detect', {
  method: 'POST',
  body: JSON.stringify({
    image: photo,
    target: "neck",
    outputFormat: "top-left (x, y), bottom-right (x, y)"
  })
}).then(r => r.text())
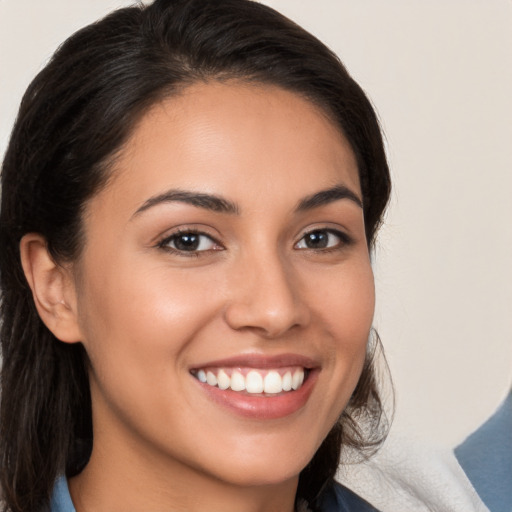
top-left (69, 432), bottom-right (299, 512)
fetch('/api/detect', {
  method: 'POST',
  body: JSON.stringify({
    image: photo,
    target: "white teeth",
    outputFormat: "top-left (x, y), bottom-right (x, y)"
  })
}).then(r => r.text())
top-left (263, 371), bottom-right (282, 394)
top-left (206, 371), bottom-right (218, 386)
top-left (230, 371), bottom-right (246, 391)
top-left (282, 371), bottom-right (292, 391)
top-left (217, 369), bottom-right (230, 390)
top-left (291, 369), bottom-right (304, 390)
top-left (246, 370), bottom-right (264, 393)
top-left (195, 367), bottom-right (307, 394)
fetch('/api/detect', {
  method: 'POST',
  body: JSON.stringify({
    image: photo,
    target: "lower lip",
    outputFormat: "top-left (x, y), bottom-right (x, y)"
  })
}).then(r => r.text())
top-left (194, 370), bottom-right (319, 420)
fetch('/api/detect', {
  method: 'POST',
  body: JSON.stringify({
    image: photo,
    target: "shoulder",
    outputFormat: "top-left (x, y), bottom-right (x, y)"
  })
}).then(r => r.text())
top-left (455, 391), bottom-right (512, 512)
top-left (317, 480), bottom-right (381, 512)
top-left (50, 476), bottom-right (76, 512)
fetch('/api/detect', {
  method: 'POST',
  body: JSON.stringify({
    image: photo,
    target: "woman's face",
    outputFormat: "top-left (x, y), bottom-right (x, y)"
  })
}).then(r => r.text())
top-left (71, 82), bottom-right (375, 489)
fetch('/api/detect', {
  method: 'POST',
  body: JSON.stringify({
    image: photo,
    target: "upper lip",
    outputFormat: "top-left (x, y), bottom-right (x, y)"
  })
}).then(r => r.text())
top-left (189, 353), bottom-right (320, 370)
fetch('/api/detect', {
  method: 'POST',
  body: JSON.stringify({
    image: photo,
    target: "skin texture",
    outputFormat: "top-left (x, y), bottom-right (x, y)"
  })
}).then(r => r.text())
top-left (21, 82), bottom-right (375, 512)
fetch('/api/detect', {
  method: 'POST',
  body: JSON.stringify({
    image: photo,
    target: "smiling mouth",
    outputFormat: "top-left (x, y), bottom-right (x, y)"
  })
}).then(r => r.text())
top-left (191, 367), bottom-right (309, 395)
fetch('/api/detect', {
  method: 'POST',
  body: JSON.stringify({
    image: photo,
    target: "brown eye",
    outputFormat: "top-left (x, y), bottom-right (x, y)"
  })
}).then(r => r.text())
top-left (173, 233), bottom-right (201, 251)
top-left (295, 229), bottom-right (349, 250)
top-left (160, 232), bottom-right (220, 252)
top-left (303, 231), bottom-right (329, 249)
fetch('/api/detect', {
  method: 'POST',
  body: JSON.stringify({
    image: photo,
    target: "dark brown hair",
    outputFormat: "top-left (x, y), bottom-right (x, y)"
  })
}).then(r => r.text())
top-left (0, 1), bottom-right (391, 510)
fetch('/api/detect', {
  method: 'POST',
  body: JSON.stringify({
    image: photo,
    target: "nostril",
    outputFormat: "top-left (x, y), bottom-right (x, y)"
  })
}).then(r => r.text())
top-left (223, 301), bottom-right (308, 338)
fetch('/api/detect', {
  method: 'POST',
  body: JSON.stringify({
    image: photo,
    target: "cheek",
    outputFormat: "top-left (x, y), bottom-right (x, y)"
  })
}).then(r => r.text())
top-left (74, 260), bottom-right (225, 438)
top-left (336, 262), bottom-right (375, 372)
top-left (75, 256), bottom-right (224, 378)
top-left (313, 259), bottom-right (375, 412)
top-left (312, 259), bottom-right (375, 341)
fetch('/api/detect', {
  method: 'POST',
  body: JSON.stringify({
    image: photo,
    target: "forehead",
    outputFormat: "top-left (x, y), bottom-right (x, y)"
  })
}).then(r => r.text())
top-left (94, 81), bottom-right (361, 216)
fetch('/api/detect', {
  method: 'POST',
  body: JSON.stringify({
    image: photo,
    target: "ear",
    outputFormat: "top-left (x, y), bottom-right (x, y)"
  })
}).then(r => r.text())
top-left (20, 233), bottom-right (82, 343)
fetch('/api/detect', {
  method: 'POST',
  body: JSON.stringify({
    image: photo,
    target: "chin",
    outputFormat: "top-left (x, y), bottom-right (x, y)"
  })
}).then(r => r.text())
top-left (217, 463), bottom-right (303, 488)
top-left (199, 439), bottom-right (317, 488)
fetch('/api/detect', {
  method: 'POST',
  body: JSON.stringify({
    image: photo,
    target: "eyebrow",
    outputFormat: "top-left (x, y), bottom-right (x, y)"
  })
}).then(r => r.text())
top-left (132, 184), bottom-right (362, 219)
top-left (132, 189), bottom-right (240, 217)
top-left (296, 185), bottom-right (363, 211)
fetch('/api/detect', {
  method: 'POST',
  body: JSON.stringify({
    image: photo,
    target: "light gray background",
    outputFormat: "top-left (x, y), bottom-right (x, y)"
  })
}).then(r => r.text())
top-left (1, 0), bottom-right (511, 448)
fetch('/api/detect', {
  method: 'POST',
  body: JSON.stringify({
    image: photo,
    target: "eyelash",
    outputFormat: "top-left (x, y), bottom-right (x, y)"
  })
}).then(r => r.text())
top-left (157, 227), bottom-right (353, 257)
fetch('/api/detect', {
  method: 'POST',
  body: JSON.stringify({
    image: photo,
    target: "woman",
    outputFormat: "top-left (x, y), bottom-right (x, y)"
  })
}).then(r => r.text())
top-left (0, 0), bottom-right (391, 511)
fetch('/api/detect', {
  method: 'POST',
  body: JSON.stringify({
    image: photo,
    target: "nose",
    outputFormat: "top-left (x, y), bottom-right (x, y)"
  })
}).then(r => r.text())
top-left (223, 251), bottom-right (311, 338)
